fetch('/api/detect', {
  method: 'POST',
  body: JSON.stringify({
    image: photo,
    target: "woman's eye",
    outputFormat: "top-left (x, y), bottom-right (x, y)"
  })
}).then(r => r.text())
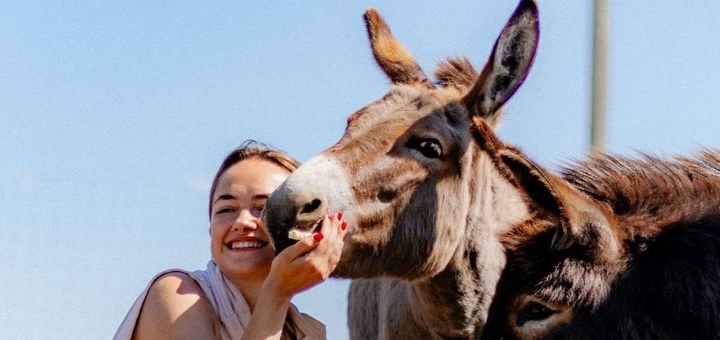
top-left (408, 138), bottom-right (443, 159)
top-left (516, 301), bottom-right (557, 326)
top-left (215, 207), bottom-right (235, 215)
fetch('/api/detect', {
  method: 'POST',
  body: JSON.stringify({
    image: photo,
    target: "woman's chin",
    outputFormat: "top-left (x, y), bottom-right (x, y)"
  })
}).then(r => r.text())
top-left (215, 252), bottom-right (273, 278)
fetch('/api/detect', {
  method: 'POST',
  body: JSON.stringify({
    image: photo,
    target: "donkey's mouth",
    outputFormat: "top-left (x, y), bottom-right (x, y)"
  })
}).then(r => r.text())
top-left (273, 218), bottom-right (322, 255)
top-left (288, 218), bottom-right (323, 240)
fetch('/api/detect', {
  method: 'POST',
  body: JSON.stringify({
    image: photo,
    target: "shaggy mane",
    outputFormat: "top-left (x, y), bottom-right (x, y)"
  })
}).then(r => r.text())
top-left (561, 149), bottom-right (720, 239)
top-left (434, 56), bottom-right (478, 90)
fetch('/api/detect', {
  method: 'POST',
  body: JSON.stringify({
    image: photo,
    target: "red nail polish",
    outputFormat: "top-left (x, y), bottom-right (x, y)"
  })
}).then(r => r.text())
top-left (313, 233), bottom-right (324, 242)
top-left (337, 211), bottom-right (343, 220)
top-left (341, 221), bottom-right (347, 231)
top-left (342, 234), bottom-right (347, 242)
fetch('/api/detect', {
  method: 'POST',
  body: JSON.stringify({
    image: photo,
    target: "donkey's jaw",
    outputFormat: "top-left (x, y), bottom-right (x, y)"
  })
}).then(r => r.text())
top-left (264, 154), bottom-right (354, 253)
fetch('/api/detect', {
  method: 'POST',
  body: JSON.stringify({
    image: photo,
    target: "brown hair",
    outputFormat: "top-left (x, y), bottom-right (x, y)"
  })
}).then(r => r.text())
top-left (208, 140), bottom-right (300, 219)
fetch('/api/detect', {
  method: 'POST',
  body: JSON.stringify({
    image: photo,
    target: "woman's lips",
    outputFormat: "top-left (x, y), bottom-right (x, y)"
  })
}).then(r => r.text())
top-left (225, 237), bottom-right (268, 250)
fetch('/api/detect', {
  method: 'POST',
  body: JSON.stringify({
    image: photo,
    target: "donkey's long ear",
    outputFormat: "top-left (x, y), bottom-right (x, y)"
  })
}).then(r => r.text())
top-left (463, 0), bottom-right (539, 125)
top-left (498, 149), bottom-right (619, 257)
top-left (364, 8), bottom-right (434, 89)
top-left (498, 148), bottom-right (565, 219)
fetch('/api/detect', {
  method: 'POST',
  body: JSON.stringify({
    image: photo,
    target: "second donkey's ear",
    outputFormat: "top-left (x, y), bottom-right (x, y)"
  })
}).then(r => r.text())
top-left (463, 0), bottom-right (539, 126)
top-left (498, 149), bottom-right (619, 257)
top-left (498, 148), bottom-right (565, 219)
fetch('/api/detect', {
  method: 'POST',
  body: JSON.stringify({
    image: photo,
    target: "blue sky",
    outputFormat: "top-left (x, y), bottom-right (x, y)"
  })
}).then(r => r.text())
top-left (1, 1), bottom-right (719, 339)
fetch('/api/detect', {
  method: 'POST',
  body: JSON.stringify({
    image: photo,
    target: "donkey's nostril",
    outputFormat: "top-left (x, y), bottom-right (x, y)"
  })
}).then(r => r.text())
top-left (378, 190), bottom-right (396, 203)
top-left (300, 199), bottom-right (322, 214)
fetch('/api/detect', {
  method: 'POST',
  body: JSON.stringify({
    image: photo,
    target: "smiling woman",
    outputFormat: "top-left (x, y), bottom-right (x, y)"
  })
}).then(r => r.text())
top-left (113, 140), bottom-right (348, 340)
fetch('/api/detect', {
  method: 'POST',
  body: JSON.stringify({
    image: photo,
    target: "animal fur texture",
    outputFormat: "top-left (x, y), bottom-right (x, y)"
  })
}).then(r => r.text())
top-left (263, 1), bottom-right (541, 338)
top-left (480, 149), bottom-right (720, 339)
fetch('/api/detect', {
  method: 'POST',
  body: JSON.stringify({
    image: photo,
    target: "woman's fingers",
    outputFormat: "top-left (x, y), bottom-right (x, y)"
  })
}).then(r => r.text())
top-left (324, 211), bottom-right (346, 240)
top-left (312, 211), bottom-right (346, 269)
top-left (267, 212), bottom-right (349, 296)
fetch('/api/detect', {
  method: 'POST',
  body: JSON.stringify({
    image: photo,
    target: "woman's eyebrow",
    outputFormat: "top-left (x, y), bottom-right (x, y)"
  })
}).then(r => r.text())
top-left (252, 194), bottom-right (270, 201)
top-left (214, 194), bottom-right (236, 204)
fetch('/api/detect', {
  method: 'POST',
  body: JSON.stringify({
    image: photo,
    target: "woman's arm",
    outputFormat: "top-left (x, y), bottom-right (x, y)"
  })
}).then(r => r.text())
top-left (241, 212), bottom-right (347, 340)
top-left (133, 272), bottom-right (220, 340)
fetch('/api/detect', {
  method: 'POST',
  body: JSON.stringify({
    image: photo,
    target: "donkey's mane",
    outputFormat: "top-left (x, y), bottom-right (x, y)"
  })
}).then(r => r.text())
top-left (434, 56), bottom-right (478, 90)
top-left (562, 149), bottom-right (720, 238)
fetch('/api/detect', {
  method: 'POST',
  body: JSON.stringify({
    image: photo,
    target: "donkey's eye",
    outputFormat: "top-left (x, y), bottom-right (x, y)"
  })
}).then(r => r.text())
top-left (516, 301), bottom-right (557, 326)
top-left (408, 138), bottom-right (443, 159)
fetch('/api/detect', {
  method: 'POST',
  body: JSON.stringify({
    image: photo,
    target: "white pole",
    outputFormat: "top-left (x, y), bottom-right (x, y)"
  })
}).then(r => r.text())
top-left (591, 0), bottom-right (609, 151)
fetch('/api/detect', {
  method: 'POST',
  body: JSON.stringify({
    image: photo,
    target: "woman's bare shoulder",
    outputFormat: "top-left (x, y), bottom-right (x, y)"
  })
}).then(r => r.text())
top-left (132, 272), bottom-right (220, 340)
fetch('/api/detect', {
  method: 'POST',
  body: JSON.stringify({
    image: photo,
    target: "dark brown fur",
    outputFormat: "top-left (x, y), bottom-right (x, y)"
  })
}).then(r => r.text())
top-left (565, 150), bottom-right (720, 240)
top-left (481, 149), bottom-right (720, 340)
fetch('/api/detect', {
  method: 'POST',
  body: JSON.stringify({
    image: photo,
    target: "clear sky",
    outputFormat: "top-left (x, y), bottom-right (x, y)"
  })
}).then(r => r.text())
top-left (2, 1), bottom-right (719, 339)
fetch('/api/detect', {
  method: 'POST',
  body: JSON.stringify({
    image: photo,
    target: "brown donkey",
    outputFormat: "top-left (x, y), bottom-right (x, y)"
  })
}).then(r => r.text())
top-left (478, 147), bottom-right (720, 339)
top-left (263, 0), bottom-right (540, 338)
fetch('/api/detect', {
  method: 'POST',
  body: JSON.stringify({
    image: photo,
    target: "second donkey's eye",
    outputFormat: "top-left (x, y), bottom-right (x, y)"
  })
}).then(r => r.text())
top-left (409, 138), bottom-right (443, 159)
top-left (516, 301), bottom-right (557, 326)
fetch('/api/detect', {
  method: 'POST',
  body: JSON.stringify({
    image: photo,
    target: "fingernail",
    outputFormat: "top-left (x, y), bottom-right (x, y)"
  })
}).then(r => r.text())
top-left (342, 234), bottom-right (347, 242)
top-left (313, 233), bottom-right (324, 242)
top-left (341, 221), bottom-right (347, 231)
top-left (337, 211), bottom-right (343, 220)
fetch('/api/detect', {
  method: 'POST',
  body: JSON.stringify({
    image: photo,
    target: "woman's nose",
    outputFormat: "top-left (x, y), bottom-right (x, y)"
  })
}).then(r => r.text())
top-left (232, 209), bottom-right (258, 230)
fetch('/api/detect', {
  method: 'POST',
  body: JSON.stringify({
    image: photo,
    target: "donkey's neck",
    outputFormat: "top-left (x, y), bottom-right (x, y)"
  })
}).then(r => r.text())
top-left (407, 155), bottom-right (531, 337)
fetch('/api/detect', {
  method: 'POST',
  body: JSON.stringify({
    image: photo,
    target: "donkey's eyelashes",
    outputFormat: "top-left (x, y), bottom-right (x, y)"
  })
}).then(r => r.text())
top-left (516, 301), bottom-right (557, 326)
top-left (407, 137), bottom-right (443, 159)
top-left (500, 295), bottom-right (575, 339)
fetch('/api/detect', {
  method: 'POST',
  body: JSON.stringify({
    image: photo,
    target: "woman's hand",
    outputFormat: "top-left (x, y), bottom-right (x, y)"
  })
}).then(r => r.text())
top-left (241, 212), bottom-right (346, 339)
top-left (262, 212), bottom-right (347, 300)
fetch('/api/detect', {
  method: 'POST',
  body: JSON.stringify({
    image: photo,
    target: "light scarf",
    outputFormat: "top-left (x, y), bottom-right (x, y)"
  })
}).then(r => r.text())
top-left (113, 261), bottom-right (325, 339)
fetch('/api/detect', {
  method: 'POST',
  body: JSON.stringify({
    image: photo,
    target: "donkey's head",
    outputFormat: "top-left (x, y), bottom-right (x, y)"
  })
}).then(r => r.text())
top-left (480, 149), bottom-right (625, 340)
top-left (264, 0), bottom-right (539, 280)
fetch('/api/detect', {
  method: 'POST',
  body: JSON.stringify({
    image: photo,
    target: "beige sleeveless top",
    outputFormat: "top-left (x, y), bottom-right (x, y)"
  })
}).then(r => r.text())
top-left (113, 261), bottom-right (326, 340)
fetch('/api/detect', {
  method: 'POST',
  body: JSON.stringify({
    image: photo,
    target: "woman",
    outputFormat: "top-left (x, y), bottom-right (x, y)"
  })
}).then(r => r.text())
top-left (114, 140), bottom-right (347, 339)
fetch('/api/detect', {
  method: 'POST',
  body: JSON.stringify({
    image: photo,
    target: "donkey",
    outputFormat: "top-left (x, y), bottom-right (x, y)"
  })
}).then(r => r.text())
top-left (478, 147), bottom-right (720, 339)
top-left (263, 0), bottom-right (541, 338)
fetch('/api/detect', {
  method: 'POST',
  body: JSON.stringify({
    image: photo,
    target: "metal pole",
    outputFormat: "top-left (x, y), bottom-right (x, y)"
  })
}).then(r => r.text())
top-left (591, 0), bottom-right (608, 150)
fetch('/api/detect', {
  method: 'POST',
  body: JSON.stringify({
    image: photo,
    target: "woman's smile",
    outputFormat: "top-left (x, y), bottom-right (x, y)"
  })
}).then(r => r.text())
top-left (225, 237), bottom-right (269, 251)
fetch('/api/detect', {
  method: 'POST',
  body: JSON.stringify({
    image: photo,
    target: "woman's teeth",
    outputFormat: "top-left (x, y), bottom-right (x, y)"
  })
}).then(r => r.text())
top-left (229, 241), bottom-right (264, 249)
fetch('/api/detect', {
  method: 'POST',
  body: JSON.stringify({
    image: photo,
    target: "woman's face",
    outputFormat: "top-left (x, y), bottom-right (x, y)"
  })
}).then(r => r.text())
top-left (209, 157), bottom-right (291, 282)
